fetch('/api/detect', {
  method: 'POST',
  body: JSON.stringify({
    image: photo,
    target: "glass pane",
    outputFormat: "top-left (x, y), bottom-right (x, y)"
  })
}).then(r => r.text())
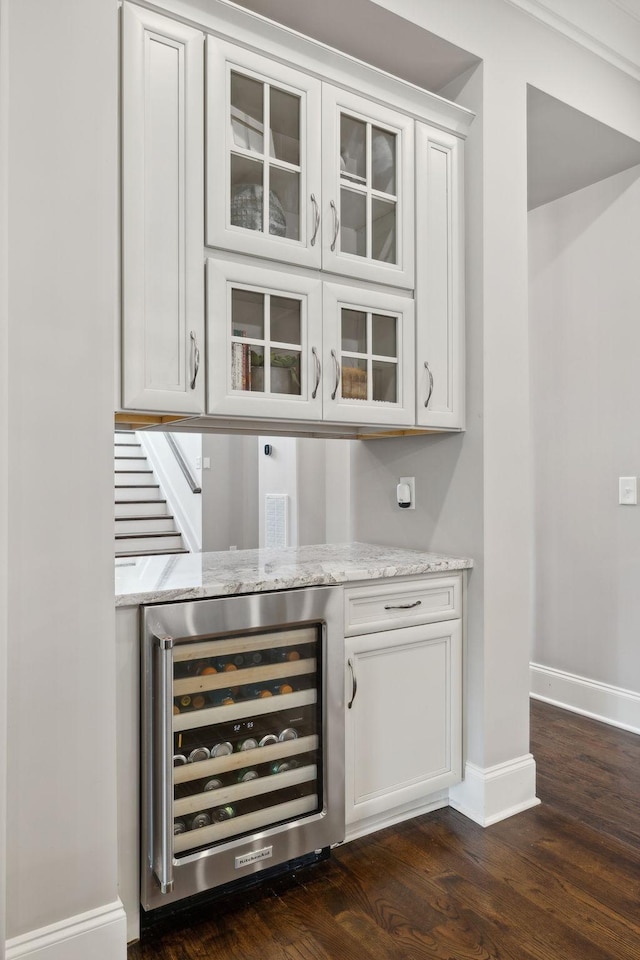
top-left (170, 623), bottom-right (322, 855)
top-left (270, 349), bottom-right (301, 396)
top-left (340, 115), bottom-right (366, 184)
top-left (341, 358), bottom-right (368, 401)
top-left (230, 72), bottom-right (264, 154)
top-left (249, 345), bottom-right (265, 393)
top-left (372, 198), bottom-right (396, 263)
top-left (340, 188), bottom-right (366, 258)
top-left (230, 156), bottom-right (264, 232)
top-left (372, 314), bottom-right (397, 358)
top-left (231, 289), bottom-right (264, 340)
top-left (271, 296), bottom-right (301, 346)
top-left (269, 167), bottom-right (299, 240)
top-left (372, 360), bottom-right (397, 403)
top-left (269, 88), bottom-right (300, 166)
top-left (341, 309), bottom-right (367, 354)
top-left (372, 127), bottom-right (396, 194)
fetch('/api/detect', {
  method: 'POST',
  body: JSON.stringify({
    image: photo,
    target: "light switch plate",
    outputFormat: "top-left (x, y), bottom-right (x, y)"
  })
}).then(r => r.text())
top-left (619, 477), bottom-right (637, 505)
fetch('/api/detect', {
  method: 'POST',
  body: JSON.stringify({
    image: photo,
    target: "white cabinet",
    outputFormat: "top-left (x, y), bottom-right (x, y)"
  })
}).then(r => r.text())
top-left (206, 262), bottom-right (414, 425)
top-left (322, 284), bottom-right (415, 426)
top-left (321, 87), bottom-right (414, 289)
top-left (206, 39), bottom-right (323, 270)
top-left (206, 258), bottom-right (323, 420)
top-left (206, 38), bottom-right (414, 290)
top-left (415, 126), bottom-right (465, 429)
top-left (119, 3), bottom-right (471, 432)
top-left (344, 577), bottom-right (462, 830)
top-left (121, 4), bottom-right (205, 414)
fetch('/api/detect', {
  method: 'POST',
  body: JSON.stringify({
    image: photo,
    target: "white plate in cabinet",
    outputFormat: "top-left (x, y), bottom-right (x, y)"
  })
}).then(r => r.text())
top-left (344, 576), bottom-right (462, 636)
top-left (323, 283), bottom-right (415, 426)
top-left (415, 125), bottom-right (465, 429)
top-left (322, 86), bottom-right (415, 289)
top-left (206, 258), bottom-right (323, 420)
top-left (345, 620), bottom-right (462, 824)
top-left (121, 4), bottom-right (205, 414)
top-left (207, 38), bottom-right (323, 270)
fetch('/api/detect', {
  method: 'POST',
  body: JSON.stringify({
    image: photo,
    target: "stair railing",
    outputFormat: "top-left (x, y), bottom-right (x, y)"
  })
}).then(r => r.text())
top-left (165, 434), bottom-right (201, 494)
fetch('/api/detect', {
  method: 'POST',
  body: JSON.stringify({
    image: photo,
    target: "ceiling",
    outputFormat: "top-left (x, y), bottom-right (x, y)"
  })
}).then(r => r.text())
top-left (527, 87), bottom-right (640, 209)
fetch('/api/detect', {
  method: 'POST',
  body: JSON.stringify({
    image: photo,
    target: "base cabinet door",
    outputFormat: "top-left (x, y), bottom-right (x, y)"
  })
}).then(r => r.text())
top-left (345, 620), bottom-right (461, 825)
top-left (121, 4), bottom-right (205, 414)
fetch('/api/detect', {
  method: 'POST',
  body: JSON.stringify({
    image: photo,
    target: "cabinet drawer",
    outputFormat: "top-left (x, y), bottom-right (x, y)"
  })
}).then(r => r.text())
top-left (344, 576), bottom-right (461, 636)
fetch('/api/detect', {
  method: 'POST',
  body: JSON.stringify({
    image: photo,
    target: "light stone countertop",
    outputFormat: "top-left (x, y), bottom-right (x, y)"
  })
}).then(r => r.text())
top-left (115, 542), bottom-right (473, 607)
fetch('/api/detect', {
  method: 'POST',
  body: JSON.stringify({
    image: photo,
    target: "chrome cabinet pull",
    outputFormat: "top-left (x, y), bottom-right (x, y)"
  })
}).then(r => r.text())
top-left (154, 632), bottom-right (175, 895)
top-left (424, 361), bottom-right (434, 408)
top-left (330, 200), bottom-right (339, 252)
top-left (310, 194), bottom-right (320, 246)
top-left (347, 658), bottom-right (357, 709)
top-left (190, 330), bottom-right (200, 390)
top-left (384, 600), bottom-right (422, 610)
top-left (330, 349), bottom-right (341, 400)
top-left (311, 346), bottom-right (321, 399)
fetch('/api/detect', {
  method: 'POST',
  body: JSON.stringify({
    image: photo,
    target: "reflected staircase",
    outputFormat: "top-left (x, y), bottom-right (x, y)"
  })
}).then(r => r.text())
top-left (114, 431), bottom-right (188, 558)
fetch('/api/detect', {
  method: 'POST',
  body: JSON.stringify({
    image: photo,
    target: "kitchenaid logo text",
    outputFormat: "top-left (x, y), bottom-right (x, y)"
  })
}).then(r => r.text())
top-left (235, 846), bottom-right (273, 869)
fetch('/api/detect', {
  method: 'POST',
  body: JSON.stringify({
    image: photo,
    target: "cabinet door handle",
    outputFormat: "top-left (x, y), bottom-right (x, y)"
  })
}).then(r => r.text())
top-left (311, 346), bottom-right (321, 399)
top-left (384, 600), bottom-right (422, 610)
top-left (310, 194), bottom-right (320, 246)
top-left (424, 361), bottom-right (434, 408)
top-left (330, 349), bottom-right (341, 400)
top-left (152, 632), bottom-right (175, 895)
top-left (347, 658), bottom-right (357, 709)
top-left (330, 200), bottom-right (340, 252)
top-left (190, 331), bottom-right (200, 390)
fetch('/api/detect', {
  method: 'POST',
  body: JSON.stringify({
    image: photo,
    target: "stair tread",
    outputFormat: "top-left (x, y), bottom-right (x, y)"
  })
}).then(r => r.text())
top-left (114, 484), bottom-right (160, 488)
top-left (115, 531), bottom-right (182, 541)
top-left (114, 469), bottom-right (154, 473)
top-left (115, 498), bottom-right (167, 505)
top-left (115, 547), bottom-right (190, 558)
top-left (115, 514), bottom-right (175, 521)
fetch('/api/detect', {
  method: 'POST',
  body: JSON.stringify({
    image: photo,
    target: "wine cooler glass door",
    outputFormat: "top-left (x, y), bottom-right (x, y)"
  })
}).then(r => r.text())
top-left (142, 586), bottom-right (344, 911)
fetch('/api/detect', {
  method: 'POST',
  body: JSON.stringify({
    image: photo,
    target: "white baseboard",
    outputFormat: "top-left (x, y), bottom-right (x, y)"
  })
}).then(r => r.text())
top-left (530, 663), bottom-right (640, 735)
top-left (6, 901), bottom-right (127, 960)
top-left (448, 754), bottom-right (540, 827)
top-left (345, 790), bottom-right (449, 843)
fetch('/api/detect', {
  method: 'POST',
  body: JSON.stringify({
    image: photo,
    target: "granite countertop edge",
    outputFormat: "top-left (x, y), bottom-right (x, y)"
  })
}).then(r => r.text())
top-left (115, 542), bottom-right (473, 608)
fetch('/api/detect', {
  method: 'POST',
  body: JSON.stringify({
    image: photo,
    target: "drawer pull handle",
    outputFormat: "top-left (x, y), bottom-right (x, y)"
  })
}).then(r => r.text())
top-left (347, 658), bottom-right (357, 709)
top-left (384, 600), bottom-right (422, 611)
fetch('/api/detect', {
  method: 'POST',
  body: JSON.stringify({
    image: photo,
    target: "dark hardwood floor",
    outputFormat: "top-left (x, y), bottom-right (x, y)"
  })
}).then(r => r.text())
top-left (129, 700), bottom-right (640, 959)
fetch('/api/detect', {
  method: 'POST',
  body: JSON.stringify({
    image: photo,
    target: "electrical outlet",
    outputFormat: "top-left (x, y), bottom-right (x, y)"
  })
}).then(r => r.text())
top-left (619, 477), bottom-right (637, 505)
top-left (399, 476), bottom-right (416, 510)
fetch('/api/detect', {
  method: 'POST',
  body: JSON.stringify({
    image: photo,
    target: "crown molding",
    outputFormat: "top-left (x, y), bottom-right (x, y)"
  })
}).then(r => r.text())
top-left (503, 0), bottom-right (640, 81)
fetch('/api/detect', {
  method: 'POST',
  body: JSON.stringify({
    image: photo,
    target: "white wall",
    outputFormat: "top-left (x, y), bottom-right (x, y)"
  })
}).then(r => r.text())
top-left (529, 164), bottom-right (640, 728)
top-left (201, 434), bottom-right (260, 551)
top-left (1, 0), bottom-right (9, 952)
top-left (5, 0), bottom-right (125, 956)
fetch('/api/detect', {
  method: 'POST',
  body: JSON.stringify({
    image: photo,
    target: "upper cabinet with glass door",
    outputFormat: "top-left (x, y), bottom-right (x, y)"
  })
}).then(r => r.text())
top-left (207, 39), bottom-right (322, 269)
top-left (321, 88), bottom-right (414, 289)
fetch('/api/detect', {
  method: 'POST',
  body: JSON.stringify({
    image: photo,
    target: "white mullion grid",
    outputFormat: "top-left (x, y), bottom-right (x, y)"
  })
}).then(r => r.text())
top-left (366, 122), bottom-right (372, 261)
top-left (263, 81), bottom-right (271, 236)
top-left (264, 291), bottom-right (271, 393)
top-left (366, 310), bottom-right (373, 401)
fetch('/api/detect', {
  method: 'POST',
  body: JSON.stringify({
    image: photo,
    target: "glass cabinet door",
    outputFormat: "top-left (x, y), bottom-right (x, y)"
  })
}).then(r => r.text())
top-left (323, 283), bottom-right (415, 426)
top-left (207, 39), bottom-right (322, 269)
top-left (207, 258), bottom-right (323, 420)
top-left (322, 88), bottom-right (414, 289)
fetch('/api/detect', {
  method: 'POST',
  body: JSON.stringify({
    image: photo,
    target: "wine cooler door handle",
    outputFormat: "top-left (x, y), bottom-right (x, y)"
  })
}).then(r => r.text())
top-left (190, 330), bottom-right (200, 391)
top-left (330, 349), bottom-right (341, 401)
top-left (424, 361), bottom-right (434, 408)
top-left (347, 658), bottom-right (357, 709)
top-left (384, 600), bottom-right (422, 610)
top-left (153, 632), bottom-right (175, 895)
top-left (330, 200), bottom-right (340, 252)
top-left (310, 193), bottom-right (320, 246)
top-left (311, 346), bottom-right (321, 399)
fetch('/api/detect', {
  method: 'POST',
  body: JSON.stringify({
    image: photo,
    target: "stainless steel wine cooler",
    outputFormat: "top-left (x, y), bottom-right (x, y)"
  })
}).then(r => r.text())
top-left (140, 586), bottom-right (345, 912)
